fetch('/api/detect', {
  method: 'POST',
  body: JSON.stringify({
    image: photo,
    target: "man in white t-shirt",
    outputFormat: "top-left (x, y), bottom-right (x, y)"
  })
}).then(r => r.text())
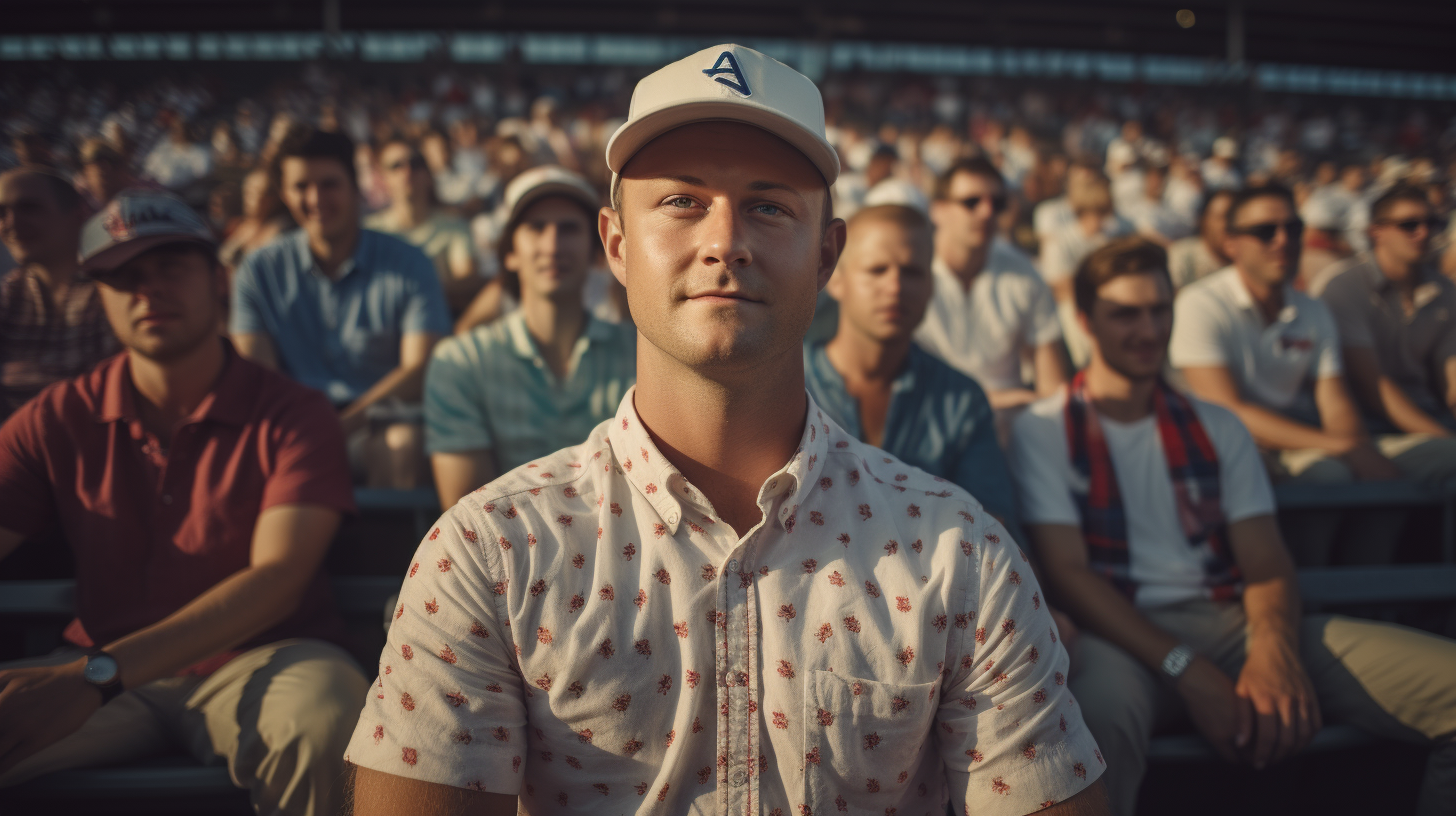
top-left (916, 157), bottom-right (1067, 414)
top-left (1169, 185), bottom-right (1456, 564)
top-left (1010, 237), bottom-right (1456, 816)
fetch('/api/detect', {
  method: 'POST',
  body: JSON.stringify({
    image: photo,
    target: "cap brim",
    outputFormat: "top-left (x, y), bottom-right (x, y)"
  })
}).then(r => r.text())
top-left (606, 99), bottom-right (840, 186)
top-left (82, 235), bottom-right (216, 278)
top-left (505, 182), bottom-right (601, 229)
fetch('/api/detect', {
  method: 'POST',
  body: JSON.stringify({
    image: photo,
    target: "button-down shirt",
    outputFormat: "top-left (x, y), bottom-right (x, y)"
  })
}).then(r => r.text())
top-left (914, 242), bottom-right (1062, 394)
top-left (346, 389), bottom-right (1102, 814)
top-left (0, 341), bottom-right (355, 675)
top-left (1311, 254), bottom-right (1456, 425)
top-left (0, 266), bottom-right (118, 420)
top-left (231, 228), bottom-right (452, 405)
top-left (424, 311), bottom-right (636, 471)
top-left (1170, 266), bottom-right (1343, 427)
top-left (803, 341), bottom-right (1019, 533)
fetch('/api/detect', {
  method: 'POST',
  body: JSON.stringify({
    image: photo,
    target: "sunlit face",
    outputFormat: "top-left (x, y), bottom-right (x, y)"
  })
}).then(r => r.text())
top-left (1370, 199), bottom-right (1435, 268)
top-left (930, 170), bottom-right (1002, 252)
top-left (827, 217), bottom-right (933, 343)
top-left (241, 169), bottom-right (276, 220)
top-left (506, 195), bottom-right (593, 303)
top-left (603, 121), bottom-right (842, 375)
top-left (0, 173), bottom-right (84, 266)
top-left (1224, 195), bottom-right (1301, 289)
top-left (95, 245), bottom-right (223, 363)
top-left (1201, 193), bottom-right (1232, 248)
top-left (1081, 271), bottom-right (1174, 382)
top-left (280, 156), bottom-right (359, 246)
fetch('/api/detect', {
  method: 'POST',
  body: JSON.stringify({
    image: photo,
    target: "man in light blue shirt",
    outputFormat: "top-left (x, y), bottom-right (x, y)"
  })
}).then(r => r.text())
top-left (426, 166), bottom-right (635, 508)
top-left (803, 204), bottom-right (1019, 532)
top-left (232, 128), bottom-right (450, 488)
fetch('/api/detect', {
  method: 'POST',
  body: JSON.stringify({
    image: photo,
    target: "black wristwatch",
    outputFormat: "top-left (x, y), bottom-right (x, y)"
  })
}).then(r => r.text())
top-left (82, 650), bottom-right (125, 705)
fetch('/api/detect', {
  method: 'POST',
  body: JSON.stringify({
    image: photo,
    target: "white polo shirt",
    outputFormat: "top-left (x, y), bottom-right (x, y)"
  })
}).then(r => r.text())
top-left (1169, 266), bottom-right (1343, 425)
top-left (915, 242), bottom-right (1063, 394)
top-left (346, 389), bottom-right (1103, 815)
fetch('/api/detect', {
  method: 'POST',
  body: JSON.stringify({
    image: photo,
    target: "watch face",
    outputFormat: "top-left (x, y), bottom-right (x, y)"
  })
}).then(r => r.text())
top-left (84, 654), bottom-right (120, 685)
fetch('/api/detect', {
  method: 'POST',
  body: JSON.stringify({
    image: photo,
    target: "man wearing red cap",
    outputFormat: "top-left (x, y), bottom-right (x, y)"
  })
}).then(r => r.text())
top-left (348, 45), bottom-right (1107, 815)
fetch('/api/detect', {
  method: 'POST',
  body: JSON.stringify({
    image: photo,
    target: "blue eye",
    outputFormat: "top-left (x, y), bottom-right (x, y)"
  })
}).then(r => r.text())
top-left (754, 203), bottom-right (784, 216)
top-left (669, 197), bottom-right (695, 209)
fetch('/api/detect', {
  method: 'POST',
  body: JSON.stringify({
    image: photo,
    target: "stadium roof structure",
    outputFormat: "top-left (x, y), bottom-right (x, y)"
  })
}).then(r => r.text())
top-left (5, 0), bottom-right (1454, 75)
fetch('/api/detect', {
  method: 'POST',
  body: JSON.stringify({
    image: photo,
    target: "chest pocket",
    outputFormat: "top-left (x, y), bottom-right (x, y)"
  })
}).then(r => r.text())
top-left (802, 670), bottom-right (939, 814)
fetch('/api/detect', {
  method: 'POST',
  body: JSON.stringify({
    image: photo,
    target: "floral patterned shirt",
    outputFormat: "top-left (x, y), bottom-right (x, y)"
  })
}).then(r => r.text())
top-left (345, 388), bottom-right (1103, 815)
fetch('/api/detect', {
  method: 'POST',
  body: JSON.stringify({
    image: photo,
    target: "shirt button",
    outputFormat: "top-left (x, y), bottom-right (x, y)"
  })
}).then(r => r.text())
top-left (727, 559), bottom-right (739, 573)
top-left (161, 494), bottom-right (173, 505)
top-left (731, 770), bottom-right (747, 787)
top-left (666, 510), bottom-right (679, 524)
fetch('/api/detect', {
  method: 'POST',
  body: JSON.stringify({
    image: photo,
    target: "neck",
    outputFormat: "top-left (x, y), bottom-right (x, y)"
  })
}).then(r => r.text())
top-left (934, 239), bottom-right (990, 290)
top-left (128, 336), bottom-right (227, 435)
top-left (520, 292), bottom-right (586, 377)
top-left (391, 195), bottom-right (431, 229)
top-left (1083, 359), bottom-right (1157, 422)
top-left (1235, 265), bottom-right (1285, 323)
top-left (824, 325), bottom-right (910, 385)
top-left (1373, 245), bottom-right (1422, 295)
top-left (307, 223), bottom-right (361, 278)
top-left (632, 341), bottom-right (808, 536)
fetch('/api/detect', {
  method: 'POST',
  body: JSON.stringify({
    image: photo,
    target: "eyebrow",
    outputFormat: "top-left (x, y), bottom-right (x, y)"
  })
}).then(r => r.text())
top-left (655, 176), bottom-right (803, 196)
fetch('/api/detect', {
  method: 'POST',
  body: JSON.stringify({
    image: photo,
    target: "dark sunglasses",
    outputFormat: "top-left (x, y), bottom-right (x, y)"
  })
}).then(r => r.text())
top-left (955, 194), bottom-right (1007, 214)
top-left (1229, 219), bottom-right (1304, 244)
top-left (1375, 217), bottom-right (1445, 235)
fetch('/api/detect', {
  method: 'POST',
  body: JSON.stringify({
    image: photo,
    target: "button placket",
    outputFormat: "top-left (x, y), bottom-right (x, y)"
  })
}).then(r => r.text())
top-left (720, 532), bottom-right (758, 816)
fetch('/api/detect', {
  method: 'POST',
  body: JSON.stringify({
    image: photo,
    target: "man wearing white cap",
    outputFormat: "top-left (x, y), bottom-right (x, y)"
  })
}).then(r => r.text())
top-left (347, 45), bottom-right (1107, 816)
top-left (424, 166), bottom-right (636, 509)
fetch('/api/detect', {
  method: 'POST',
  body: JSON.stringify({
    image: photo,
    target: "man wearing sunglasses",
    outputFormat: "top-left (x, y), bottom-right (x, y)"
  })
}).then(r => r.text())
top-left (918, 157), bottom-right (1068, 415)
top-left (1171, 185), bottom-right (1456, 566)
top-left (1311, 184), bottom-right (1456, 437)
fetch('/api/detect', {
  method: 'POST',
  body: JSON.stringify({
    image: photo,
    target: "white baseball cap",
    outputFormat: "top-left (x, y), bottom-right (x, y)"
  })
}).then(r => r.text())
top-left (498, 165), bottom-right (600, 232)
top-left (605, 43), bottom-right (839, 186)
top-left (80, 188), bottom-right (216, 277)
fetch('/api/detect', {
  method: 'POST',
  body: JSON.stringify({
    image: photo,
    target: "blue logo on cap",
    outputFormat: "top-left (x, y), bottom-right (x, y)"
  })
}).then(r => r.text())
top-left (702, 51), bottom-right (751, 97)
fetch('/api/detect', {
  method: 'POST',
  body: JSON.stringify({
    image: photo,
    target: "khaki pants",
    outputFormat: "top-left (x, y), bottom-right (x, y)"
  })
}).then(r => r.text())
top-left (0, 639), bottom-right (369, 816)
top-left (1269, 434), bottom-right (1456, 565)
top-left (1069, 600), bottom-right (1456, 816)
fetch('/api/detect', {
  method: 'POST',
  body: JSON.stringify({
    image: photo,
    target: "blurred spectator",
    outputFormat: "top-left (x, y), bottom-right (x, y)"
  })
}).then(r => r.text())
top-left (0, 190), bottom-right (366, 811)
top-left (917, 157), bottom-right (1067, 417)
top-left (231, 128), bottom-right (451, 489)
top-left (1033, 161), bottom-right (1098, 246)
top-left (1010, 236), bottom-right (1456, 816)
top-left (1201, 136), bottom-right (1243, 191)
top-left (425, 167), bottom-right (634, 508)
top-left (1170, 185), bottom-right (1456, 564)
top-left (1303, 162), bottom-right (1371, 253)
top-left (77, 138), bottom-right (154, 209)
top-left (142, 119), bottom-right (212, 194)
top-left (1167, 189), bottom-right (1234, 289)
top-left (1119, 162), bottom-right (1193, 246)
top-left (1296, 192), bottom-right (1354, 288)
top-left (218, 168), bottom-right (293, 272)
top-left (9, 129), bottom-right (58, 170)
top-left (804, 204), bottom-right (1019, 530)
top-left (1312, 184), bottom-right (1456, 434)
top-left (0, 168), bottom-right (118, 420)
top-left (1042, 170), bottom-right (1133, 365)
top-left (365, 138), bottom-right (484, 316)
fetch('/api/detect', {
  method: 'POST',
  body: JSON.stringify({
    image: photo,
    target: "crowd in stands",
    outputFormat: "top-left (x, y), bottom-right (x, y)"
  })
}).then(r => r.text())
top-left (2, 55), bottom-right (1456, 814)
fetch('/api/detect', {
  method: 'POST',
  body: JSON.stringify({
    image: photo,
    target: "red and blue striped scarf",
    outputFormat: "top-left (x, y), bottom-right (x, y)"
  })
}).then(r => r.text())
top-left (1064, 371), bottom-right (1242, 601)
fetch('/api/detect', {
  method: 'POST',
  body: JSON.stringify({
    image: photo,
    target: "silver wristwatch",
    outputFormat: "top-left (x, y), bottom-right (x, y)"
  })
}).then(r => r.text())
top-left (83, 651), bottom-right (125, 705)
top-left (1160, 644), bottom-right (1196, 682)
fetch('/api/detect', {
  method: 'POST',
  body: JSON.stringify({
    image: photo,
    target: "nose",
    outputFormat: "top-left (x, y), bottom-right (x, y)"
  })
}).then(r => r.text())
top-left (539, 224), bottom-right (561, 254)
top-left (698, 200), bottom-right (752, 270)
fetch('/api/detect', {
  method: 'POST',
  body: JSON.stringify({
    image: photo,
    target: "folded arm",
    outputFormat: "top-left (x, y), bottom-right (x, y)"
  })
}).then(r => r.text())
top-left (339, 332), bottom-right (441, 436)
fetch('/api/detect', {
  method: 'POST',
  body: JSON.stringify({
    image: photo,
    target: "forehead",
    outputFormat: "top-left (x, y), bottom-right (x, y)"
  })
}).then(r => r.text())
top-left (1095, 271), bottom-right (1172, 305)
top-left (0, 174), bottom-right (53, 204)
top-left (946, 171), bottom-right (1001, 197)
top-left (1383, 198), bottom-right (1431, 218)
top-left (846, 217), bottom-right (930, 255)
top-left (379, 143), bottom-right (412, 161)
top-left (619, 121), bottom-right (823, 193)
top-left (280, 156), bottom-right (349, 182)
top-left (1232, 195), bottom-right (1291, 223)
top-left (516, 194), bottom-right (592, 226)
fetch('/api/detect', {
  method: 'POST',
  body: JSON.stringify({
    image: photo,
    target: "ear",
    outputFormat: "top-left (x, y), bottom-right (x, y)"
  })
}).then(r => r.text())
top-left (600, 205), bottom-right (628, 288)
top-left (817, 217), bottom-right (847, 293)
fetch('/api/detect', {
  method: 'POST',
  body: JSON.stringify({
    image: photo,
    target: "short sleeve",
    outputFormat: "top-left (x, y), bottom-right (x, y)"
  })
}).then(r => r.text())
top-left (344, 508), bottom-right (528, 793)
top-left (1007, 404), bottom-right (1082, 527)
top-left (424, 339), bottom-right (495, 454)
top-left (401, 249), bottom-right (453, 336)
top-left (1168, 287), bottom-right (1229, 369)
top-left (1026, 276), bottom-right (1064, 346)
top-left (1198, 401), bottom-right (1276, 524)
top-left (1314, 271), bottom-right (1374, 349)
top-left (0, 397), bottom-right (58, 536)
top-left (936, 512), bottom-right (1103, 813)
top-left (1038, 236), bottom-right (1076, 284)
top-left (1308, 299), bottom-right (1344, 378)
top-left (260, 387), bottom-right (356, 514)
top-left (229, 255), bottom-right (269, 337)
top-left (447, 227), bottom-right (476, 277)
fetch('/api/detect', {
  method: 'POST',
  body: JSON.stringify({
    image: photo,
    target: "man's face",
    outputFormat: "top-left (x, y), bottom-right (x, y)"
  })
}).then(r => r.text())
top-left (0, 174), bottom-right (83, 266)
top-left (603, 121), bottom-right (843, 374)
top-left (379, 143), bottom-right (431, 205)
top-left (1370, 199), bottom-right (1436, 268)
top-left (827, 218), bottom-right (933, 344)
top-left (1082, 271), bottom-right (1174, 382)
top-left (930, 171), bottom-right (1002, 252)
top-left (507, 196), bottom-right (593, 303)
top-left (1224, 196), bottom-right (1301, 289)
top-left (280, 156), bottom-right (359, 244)
top-left (95, 245), bottom-right (223, 362)
top-left (1202, 193), bottom-right (1232, 249)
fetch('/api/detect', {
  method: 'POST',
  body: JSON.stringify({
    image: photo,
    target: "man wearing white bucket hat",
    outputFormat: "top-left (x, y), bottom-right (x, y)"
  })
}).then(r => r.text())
top-left (348, 44), bottom-right (1107, 815)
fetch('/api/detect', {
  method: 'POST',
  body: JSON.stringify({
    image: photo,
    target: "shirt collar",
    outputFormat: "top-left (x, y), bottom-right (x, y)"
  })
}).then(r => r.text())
top-left (504, 311), bottom-right (617, 365)
top-left (96, 339), bottom-right (255, 427)
top-left (295, 226), bottom-right (366, 281)
top-left (606, 386), bottom-right (833, 535)
top-left (1359, 254), bottom-right (1446, 309)
top-left (1221, 265), bottom-right (1298, 323)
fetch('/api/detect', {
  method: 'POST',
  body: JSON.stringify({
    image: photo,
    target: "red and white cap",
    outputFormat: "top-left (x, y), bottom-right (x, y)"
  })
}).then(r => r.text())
top-left (80, 188), bottom-right (215, 277)
top-left (605, 43), bottom-right (839, 186)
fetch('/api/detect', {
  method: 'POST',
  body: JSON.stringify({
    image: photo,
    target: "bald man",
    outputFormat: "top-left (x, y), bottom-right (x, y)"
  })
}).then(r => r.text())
top-left (0, 168), bottom-right (118, 419)
top-left (804, 204), bottom-right (1020, 532)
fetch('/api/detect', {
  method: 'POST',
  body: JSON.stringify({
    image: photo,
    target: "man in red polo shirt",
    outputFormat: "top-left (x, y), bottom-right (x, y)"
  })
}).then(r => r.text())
top-left (0, 189), bottom-right (367, 816)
